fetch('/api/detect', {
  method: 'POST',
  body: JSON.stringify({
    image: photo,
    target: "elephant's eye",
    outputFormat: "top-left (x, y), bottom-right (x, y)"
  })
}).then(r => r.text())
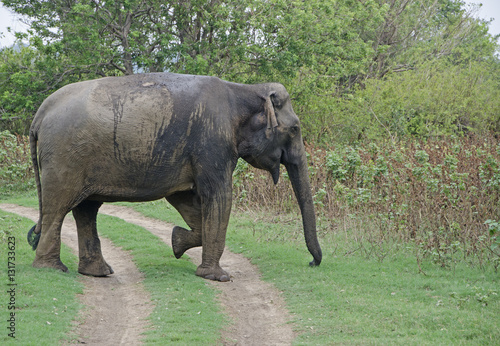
top-left (290, 126), bottom-right (299, 137)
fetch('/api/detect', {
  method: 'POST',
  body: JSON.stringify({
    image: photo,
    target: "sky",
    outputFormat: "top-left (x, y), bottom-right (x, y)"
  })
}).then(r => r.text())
top-left (0, 0), bottom-right (499, 48)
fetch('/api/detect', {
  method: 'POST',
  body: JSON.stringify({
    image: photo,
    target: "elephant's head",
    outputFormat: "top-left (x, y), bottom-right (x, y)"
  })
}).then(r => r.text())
top-left (236, 84), bottom-right (322, 266)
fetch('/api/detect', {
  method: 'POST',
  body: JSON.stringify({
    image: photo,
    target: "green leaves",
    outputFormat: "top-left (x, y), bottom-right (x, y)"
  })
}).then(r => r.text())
top-left (0, 131), bottom-right (33, 196)
top-left (1, 0), bottom-right (499, 141)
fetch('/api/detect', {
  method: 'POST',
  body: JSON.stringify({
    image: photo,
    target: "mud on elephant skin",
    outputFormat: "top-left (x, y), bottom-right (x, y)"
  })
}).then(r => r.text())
top-left (27, 72), bottom-right (322, 281)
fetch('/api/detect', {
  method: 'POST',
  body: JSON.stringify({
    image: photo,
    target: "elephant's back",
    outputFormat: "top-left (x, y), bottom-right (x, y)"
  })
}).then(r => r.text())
top-left (32, 79), bottom-right (100, 133)
top-left (31, 72), bottom-right (227, 149)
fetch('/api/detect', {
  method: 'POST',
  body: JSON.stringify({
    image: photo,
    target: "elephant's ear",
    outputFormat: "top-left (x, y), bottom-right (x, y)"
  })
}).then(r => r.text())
top-left (263, 92), bottom-right (278, 135)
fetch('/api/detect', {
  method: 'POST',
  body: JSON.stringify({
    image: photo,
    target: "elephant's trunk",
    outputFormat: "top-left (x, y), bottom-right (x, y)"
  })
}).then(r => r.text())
top-left (284, 146), bottom-right (322, 266)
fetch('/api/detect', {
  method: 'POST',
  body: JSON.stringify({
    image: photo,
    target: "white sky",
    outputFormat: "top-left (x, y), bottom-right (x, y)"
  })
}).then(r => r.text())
top-left (0, 2), bottom-right (28, 47)
top-left (467, 0), bottom-right (500, 37)
top-left (0, 0), bottom-right (499, 48)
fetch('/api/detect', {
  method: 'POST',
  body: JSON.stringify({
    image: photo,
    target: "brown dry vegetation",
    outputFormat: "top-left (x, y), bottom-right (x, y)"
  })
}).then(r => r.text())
top-left (233, 135), bottom-right (500, 270)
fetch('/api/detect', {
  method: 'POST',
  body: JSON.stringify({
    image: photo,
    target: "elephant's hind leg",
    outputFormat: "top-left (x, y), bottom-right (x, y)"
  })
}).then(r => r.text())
top-left (33, 211), bottom-right (68, 272)
top-left (72, 200), bottom-right (113, 276)
top-left (166, 191), bottom-right (202, 258)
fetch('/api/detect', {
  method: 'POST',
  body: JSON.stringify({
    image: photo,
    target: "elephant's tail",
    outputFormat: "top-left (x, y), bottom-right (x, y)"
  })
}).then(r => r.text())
top-left (27, 224), bottom-right (40, 250)
top-left (28, 128), bottom-right (42, 250)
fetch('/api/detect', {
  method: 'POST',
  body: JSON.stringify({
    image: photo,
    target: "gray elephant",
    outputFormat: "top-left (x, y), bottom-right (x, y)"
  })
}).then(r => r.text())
top-left (27, 72), bottom-right (322, 281)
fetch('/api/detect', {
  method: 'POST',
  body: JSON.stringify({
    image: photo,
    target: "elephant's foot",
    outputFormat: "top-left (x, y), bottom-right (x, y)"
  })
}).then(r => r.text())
top-left (196, 264), bottom-right (230, 282)
top-left (172, 226), bottom-right (201, 259)
top-left (32, 256), bottom-right (68, 272)
top-left (78, 258), bottom-right (114, 277)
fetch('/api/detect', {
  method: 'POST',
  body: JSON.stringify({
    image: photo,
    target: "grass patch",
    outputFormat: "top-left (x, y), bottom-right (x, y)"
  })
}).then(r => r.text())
top-left (95, 213), bottom-right (225, 344)
top-left (0, 210), bottom-right (83, 345)
top-left (124, 200), bottom-right (500, 345)
top-left (114, 199), bottom-right (187, 227)
top-left (1, 193), bottom-right (38, 207)
top-left (228, 212), bottom-right (500, 345)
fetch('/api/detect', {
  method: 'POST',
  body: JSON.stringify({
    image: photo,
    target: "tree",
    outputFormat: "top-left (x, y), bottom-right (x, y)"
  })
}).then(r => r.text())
top-left (0, 43), bottom-right (92, 133)
top-left (1, 0), bottom-right (499, 141)
top-left (2, 0), bottom-right (266, 76)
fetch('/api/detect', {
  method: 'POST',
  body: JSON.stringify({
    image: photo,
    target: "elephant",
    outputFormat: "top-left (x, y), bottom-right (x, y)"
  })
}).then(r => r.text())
top-left (27, 72), bottom-right (322, 282)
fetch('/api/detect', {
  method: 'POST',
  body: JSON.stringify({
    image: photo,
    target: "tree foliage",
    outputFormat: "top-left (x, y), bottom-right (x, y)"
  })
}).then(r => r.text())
top-left (1, 0), bottom-right (499, 143)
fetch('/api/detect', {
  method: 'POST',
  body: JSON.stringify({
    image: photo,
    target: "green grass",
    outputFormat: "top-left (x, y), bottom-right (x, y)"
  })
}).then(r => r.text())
top-left (231, 217), bottom-right (500, 345)
top-left (125, 200), bottom-right (500, 345)
top-left (0, 209), bottom-right (83, 345)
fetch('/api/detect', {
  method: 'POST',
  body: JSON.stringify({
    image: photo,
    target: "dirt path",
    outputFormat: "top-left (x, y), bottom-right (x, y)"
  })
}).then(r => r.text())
top-left (100, 205), bottom-right (295, 345)
top-left (0, 204), bottom-right (152, 345)
top-left (1, 203), bottom-right (295, 345)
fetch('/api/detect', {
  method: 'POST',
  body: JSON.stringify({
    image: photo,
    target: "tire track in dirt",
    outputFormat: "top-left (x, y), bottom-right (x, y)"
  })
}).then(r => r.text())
top-left (0, 204), bottom-right (152, 345)
top-left (99, 204), bottom-right (295, 346)
top-left (1, 203), bottom-right (295, 345)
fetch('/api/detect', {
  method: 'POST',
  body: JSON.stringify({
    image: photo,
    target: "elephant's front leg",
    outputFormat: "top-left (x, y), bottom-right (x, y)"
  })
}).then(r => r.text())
top-left (196, 186), bottom-right (232, 282)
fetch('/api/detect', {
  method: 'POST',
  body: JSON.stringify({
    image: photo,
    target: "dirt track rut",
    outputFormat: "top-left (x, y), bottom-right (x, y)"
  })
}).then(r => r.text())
top-left (0, 204), bottom-right (152, 345)
top-left (0, 203), bottom-right (295, 345)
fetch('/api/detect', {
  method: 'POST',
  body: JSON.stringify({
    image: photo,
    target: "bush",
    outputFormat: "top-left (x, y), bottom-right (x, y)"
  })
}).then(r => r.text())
top-left (0, 131), bottom-right (34, 197)
top-left (233, 135), bottom-right (500, 269)
top-left (297, 60), bottom-right (500, 144)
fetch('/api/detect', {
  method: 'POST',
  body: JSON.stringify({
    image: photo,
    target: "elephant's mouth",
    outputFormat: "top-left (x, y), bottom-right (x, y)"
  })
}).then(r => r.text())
top-left (242, 152), bottom-right (282, 185)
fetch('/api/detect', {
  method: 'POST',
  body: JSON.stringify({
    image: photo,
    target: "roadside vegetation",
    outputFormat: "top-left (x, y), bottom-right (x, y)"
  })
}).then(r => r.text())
top-left (0, 131), bottom-right (33, 198)
top-left (233, 135), bottom-right (500, 271)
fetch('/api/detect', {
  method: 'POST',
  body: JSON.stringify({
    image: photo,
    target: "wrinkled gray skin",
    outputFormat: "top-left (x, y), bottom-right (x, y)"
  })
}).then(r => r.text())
top-left (29, 73), bottom-right (322, 281)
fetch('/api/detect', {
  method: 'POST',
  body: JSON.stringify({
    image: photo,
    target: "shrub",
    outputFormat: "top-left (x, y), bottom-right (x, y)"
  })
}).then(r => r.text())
top-left (298, 60), bottom-right (500, 144)
top-left (233, 135), bottom-right (500, 269)
top-left (0, 131), bottom-right (33, 197)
